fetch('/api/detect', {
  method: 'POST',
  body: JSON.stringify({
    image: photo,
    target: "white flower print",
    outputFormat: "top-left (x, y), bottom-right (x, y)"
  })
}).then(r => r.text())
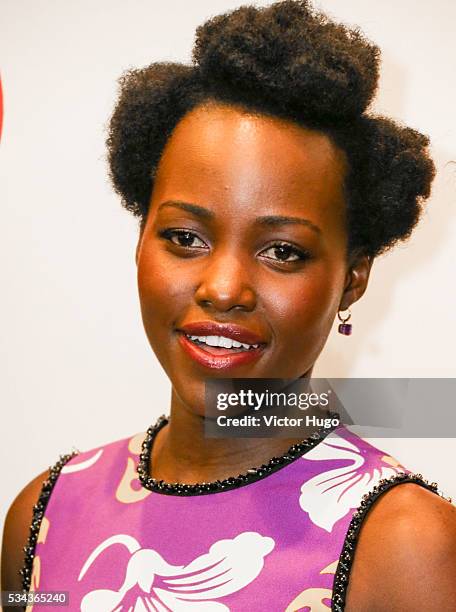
top-left (78, 531), bottom-right (275, 611)
top-left (61, 449), bottom-right (103, 474)
top-left (299, 433), bottom-right (402, 532)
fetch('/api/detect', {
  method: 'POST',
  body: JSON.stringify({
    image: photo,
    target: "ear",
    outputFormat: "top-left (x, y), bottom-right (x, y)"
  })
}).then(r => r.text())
top-left (339, 254), bottom-right (373, 311)
top-left (135, 219), bottom-right (146, 266)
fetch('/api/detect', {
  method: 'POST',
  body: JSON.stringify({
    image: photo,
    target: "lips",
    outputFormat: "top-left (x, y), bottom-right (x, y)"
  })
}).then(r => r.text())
top-left (177, 332), bottom-right (265, 370)
top-left (176, 321), bottom-right (267, 370)
top-left (177, 321), bottom-right (265, 345)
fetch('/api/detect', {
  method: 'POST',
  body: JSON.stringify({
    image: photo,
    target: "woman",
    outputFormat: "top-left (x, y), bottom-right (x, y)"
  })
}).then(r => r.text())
top-left (2, 1), bottom-right (455, 610)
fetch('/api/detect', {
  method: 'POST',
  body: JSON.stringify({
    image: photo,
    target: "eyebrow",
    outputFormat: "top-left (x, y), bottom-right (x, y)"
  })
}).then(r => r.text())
top-left (158, 200), bottom-right (214, 220)
top-left (256, 215), bottom-right (321, 235)
top-left (157, 200), bottom-right (321, 235)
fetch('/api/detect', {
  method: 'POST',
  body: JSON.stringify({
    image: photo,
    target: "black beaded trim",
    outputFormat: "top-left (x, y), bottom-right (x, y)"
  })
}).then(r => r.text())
top-left (137, 413), bottom-right (340, 496)
top-left (20, 450), bottom-right (79, 593)
top-left (331, 472), bottom-right (452, 612)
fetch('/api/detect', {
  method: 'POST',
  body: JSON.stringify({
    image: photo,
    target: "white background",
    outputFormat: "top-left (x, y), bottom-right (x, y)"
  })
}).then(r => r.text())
top-left (1, 0), bottom-right (455, 529)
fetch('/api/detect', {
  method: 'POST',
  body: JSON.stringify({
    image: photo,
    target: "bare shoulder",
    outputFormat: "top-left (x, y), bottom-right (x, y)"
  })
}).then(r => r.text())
top-left (346, 482), bottom-right (456, 612)
top-left (1, 468), bottom-right (50, 592)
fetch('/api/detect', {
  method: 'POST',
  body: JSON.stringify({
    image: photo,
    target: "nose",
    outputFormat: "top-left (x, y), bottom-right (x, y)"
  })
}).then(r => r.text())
top-left (194, 249), bottom-right (257, 313)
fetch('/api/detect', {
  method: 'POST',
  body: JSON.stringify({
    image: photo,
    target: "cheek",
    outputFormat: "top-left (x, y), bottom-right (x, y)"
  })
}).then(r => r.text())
top-left (262, 263), bottom-right (345, 345)
top-left (137, 249), bottom-right (197, 338)
top-left (136, 251), bottom-right (194, 373)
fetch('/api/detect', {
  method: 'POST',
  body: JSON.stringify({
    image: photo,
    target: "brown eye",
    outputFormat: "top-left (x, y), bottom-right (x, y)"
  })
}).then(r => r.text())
top-left (259, 242), bottom-right (310, 263)
top-left (160, 229), bottom-right (208, 249)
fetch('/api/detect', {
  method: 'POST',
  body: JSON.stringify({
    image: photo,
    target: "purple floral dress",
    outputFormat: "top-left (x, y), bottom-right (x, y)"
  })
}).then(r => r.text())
top-left (21, 419), bottom-right (444, 611)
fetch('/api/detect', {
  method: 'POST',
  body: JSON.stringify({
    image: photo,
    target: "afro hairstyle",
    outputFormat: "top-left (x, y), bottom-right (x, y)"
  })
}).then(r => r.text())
top-left (106, 0), bottom-right (435, 260)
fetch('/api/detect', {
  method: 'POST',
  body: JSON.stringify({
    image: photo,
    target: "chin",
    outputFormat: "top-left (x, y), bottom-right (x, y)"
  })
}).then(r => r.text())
top-left (171, 379), bottom-right (208, 418)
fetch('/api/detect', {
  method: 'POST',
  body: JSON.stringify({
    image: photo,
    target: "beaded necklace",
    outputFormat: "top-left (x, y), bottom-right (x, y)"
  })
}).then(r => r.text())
top-left (20, 414), bottom-right (450, 608)
top-left (136, 412), bottom-right (340, 496)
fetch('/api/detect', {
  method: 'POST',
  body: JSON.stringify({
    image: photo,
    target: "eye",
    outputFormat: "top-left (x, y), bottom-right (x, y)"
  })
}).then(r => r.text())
top-left (259, 242), bottom-right (311, 264)
top-left (159, 229), bottom-right (208, 250)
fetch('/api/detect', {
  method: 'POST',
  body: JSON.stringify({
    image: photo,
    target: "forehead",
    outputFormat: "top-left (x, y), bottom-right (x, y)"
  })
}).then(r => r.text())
top-left (150, 102), bottom-right (347, 223)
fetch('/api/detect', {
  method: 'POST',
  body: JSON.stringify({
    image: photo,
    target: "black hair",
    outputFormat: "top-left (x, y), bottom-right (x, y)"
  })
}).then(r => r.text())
top-left (106, 0), bottom-right (435, 260)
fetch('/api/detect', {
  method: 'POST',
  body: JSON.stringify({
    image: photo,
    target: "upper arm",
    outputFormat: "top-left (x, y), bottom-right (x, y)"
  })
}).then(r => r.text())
top-left (345, 483), bottom-right (456, 611)
top-left (1, 468), bottom-right (50, 593)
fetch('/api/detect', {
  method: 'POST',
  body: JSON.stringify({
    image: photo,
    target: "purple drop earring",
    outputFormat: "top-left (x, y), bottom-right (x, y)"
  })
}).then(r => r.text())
top-left (338, 309), bottom-right (352, 335)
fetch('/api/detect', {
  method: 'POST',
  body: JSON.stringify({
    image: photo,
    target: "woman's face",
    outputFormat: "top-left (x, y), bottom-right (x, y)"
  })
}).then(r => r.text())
top-left (136, 102), bottom-right (370, 415)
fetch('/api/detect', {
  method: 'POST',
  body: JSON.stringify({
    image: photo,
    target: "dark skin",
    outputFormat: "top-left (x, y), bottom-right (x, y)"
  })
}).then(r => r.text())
top-left (2, 101), bottom-right (456, 610)
top-left (136, 101), bottom-right (369, 484)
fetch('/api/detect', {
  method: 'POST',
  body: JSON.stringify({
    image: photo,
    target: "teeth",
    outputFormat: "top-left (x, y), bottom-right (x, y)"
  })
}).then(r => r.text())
top-left (219, 336), bottom-right (232, 349)
top-left (186, 334), bottom-right (259, 350)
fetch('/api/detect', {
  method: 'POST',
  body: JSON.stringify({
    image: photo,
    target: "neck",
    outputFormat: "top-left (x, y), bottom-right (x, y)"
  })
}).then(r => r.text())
top-left (149, 381), bottom-right (324, 485)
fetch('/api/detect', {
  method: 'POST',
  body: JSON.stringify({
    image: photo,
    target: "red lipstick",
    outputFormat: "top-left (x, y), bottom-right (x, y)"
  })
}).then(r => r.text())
top-left (176, 321), bottom-right (267, 370)
top-left (178, 321), bottom-right (265, 345)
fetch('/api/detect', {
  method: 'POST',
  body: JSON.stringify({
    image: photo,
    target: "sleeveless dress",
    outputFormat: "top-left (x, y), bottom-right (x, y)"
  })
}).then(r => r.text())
top-left (20, 416), bottom-right (447, 612)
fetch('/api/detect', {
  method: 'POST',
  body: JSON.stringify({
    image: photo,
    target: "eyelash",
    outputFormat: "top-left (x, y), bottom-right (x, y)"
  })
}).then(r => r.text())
top-left (159, 228), bottom-right (312, 265)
